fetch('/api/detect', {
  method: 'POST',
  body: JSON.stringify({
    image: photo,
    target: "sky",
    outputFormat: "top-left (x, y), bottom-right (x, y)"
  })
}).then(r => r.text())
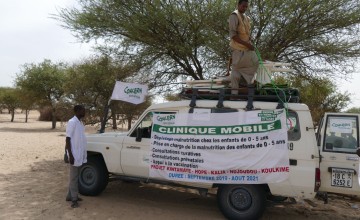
top-left (0, 0), bottom-right (359, 109)
top-left (0, 0), bottom-right (93, 86)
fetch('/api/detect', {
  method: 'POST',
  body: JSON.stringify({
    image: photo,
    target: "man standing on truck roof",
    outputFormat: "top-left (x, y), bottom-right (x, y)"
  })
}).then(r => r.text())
top-left (229, 0), bottom-right (259, 95)
top-left (65, 105), bottom-right (87, 208)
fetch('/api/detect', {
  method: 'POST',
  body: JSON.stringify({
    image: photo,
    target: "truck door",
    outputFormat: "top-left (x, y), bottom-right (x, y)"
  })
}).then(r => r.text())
top-left (121, 111), bottom-right (177, 178)
top-left (318, 113), bottom-right (360, 195)
top-left (121, 111), bottom-right (153, 178)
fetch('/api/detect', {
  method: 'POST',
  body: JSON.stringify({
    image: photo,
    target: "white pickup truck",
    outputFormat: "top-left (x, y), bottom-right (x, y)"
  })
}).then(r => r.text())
top-left (80, 98), bottom-right (360, 220)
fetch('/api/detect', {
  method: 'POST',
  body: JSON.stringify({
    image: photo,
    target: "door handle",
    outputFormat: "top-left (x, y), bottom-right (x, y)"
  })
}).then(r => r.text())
top-left (311, 154), bottom-right (323, 162)
top-left (329, 156), bottom-right (336, 160)
top-left (346, 156), bottom-right (359, 161)
top-left (126, 146), bottom-right (141, 149)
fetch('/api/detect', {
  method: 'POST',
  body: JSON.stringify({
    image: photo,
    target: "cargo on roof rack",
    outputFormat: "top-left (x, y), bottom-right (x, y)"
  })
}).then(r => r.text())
top-left (180, 61), bottom-right (300, 109)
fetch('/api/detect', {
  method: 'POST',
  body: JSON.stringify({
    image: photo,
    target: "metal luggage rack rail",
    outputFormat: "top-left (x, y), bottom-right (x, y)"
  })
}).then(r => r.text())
top-left (180, 85), bottom-right (299, 111)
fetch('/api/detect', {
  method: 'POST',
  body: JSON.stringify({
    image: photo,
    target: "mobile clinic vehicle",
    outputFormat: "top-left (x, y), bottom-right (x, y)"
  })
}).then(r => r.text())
top-left (79, 86), bottom-right (360, 220)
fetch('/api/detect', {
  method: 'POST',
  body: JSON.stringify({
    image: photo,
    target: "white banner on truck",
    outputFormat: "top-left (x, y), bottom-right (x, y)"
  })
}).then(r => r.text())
top-left (150, 109), bottom-right (290, 184)
top-left (110, 81), bottom-right (148, 104)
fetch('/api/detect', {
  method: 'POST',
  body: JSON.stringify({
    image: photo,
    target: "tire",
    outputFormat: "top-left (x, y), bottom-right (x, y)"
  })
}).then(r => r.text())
top-left (217, 184), bottom-right (266, 220)
top-left (79, 155), bottom-right (109, 196)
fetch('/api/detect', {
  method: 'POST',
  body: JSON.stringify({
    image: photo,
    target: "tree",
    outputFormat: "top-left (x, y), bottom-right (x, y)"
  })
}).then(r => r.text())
top-left (63, 56), bottom-right (149, 129)
top-left (58, 0), bottom-right (360, 88)
top-left (16, 60), bottom-right (67, 129)
top-left (0, 88), bottom-right (20, 122)
top-left (114, 97), bottom-right (153, 131)
top-left (249, 0), bottom-right (360, 78)
top-left (164, 93), bottom-right (182, 102)
top-left (64, 56), bottom-right (119, 118)
top-left (57, 0), bottom-right (235, 86)
top-left (274, 75), bottom-right (351, 125)
top-left (346, 107), bottom-right (360, 113)
top-left (0, 87), bottom-right (6, 113)
top-left (16, 88), bottom-right (37, 123)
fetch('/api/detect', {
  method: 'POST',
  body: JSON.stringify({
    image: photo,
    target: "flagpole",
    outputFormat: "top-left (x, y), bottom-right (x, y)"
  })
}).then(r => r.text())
top-left (99, 99), bottom-right (112, 133)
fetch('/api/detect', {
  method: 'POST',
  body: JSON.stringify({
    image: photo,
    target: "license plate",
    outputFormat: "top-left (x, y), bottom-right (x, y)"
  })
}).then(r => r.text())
top-left (331, 168), bottom-right (354, 188)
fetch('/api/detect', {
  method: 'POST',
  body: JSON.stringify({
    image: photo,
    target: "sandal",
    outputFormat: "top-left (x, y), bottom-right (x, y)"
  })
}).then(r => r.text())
top-left (71, 201), bottom-right (79, 208)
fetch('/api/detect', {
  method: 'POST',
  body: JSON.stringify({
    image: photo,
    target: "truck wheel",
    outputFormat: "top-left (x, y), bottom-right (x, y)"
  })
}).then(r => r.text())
top-left (217, 184), bottom-right (266, 220)
top-left (79, 155), bottom-right (108, 196)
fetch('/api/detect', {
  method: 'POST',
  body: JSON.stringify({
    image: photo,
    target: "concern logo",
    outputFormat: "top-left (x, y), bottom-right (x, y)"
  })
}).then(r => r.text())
top-left (157, 114), bottom-right (176, 125)
top-left (124, 86), bottom-right (142, 95)
top-left (258, 110), bottom-right (283, 121)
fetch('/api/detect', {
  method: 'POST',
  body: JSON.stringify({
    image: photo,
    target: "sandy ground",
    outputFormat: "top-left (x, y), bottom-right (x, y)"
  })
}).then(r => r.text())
top-left (1, 111), bottom-right (360, 220)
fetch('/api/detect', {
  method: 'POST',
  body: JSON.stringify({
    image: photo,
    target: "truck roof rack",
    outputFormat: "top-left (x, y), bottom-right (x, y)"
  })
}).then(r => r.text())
top-left (180, 85), bottom-right (300, 110)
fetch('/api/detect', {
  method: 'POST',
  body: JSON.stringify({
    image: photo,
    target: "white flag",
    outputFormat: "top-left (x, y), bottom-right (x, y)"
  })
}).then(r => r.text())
top-left (110, 81), bottom-right (148, 104)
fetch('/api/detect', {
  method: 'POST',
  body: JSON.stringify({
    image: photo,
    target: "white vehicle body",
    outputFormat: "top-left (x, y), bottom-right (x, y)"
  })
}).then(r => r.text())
top-left (83, 100), bottom-right (360, 219)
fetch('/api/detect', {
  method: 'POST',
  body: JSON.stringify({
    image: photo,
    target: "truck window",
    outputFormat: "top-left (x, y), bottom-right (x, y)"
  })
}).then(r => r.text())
top-left (287, 111), bottom-right (301, 141)
top-left (130, 111), bottom-right (176, 138)
top-left (323, 116), bottom-right (358, 153)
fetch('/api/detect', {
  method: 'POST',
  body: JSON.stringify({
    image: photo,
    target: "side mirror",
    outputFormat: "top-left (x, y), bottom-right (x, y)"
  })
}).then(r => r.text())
top-left (136, 127), bottom-right (142, 142)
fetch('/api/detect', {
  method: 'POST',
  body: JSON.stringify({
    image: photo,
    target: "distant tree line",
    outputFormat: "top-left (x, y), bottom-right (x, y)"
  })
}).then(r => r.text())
top-left (0, 58), bottom-right (355, 128)
top-left (0, 57), bottom-right (152, 130)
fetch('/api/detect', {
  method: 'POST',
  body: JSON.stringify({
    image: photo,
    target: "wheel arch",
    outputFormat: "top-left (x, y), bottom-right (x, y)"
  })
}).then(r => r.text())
top-left (87, 152), bottom-right (108, 172)
top-left (213, 183), bottom-right (269, 192)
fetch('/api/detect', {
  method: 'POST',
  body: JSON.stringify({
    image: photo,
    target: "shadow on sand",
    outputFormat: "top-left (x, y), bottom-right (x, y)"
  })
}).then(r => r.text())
top-left (0, 158), bottom-right (224, 220)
